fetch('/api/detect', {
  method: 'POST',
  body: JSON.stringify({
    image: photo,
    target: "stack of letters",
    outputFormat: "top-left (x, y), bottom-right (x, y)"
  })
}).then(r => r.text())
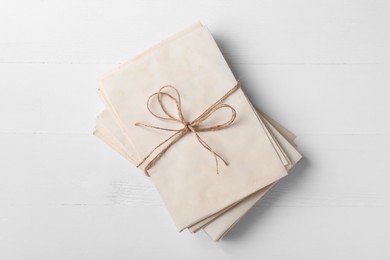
top-left (94, 22), bottom-right (302, 241)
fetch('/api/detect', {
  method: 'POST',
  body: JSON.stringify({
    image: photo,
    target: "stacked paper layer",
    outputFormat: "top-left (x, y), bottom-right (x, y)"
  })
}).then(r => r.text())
top-left (94, 22), bottom-right (302, 241)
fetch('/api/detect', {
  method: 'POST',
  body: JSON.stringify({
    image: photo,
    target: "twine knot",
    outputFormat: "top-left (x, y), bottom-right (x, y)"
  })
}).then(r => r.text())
top-left (184, 122), bottom-right (195, 133)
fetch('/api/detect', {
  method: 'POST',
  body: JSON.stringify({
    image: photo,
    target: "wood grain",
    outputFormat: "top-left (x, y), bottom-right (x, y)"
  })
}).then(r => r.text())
top-left (1, 0), bottom-right (390, 258)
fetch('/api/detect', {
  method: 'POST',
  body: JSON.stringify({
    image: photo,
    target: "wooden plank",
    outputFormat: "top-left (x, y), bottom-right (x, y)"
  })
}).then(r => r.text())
top-left (1, 0), bottom-right (390, 257)
top-left (0, 0), bottom-right (390, 64)
top-left (0, 205), bottom-right (389, 259)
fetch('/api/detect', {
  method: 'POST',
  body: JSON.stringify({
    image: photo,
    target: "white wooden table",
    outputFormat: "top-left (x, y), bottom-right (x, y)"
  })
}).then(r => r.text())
top-left (1, 0), bottom-right (390, 259)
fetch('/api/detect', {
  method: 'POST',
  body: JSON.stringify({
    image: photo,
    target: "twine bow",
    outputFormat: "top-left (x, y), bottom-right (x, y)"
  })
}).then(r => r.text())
top-left (135, 82), bottom-right (240, 176)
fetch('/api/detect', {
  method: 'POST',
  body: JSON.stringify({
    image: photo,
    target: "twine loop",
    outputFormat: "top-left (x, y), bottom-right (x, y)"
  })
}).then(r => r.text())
top-left (135, 82), bottom-right (240, 176)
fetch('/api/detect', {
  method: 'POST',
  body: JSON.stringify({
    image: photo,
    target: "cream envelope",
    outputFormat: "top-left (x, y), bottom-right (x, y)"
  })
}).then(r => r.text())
top-left (97, 23), bottom-right (289, 230)
top-left (94, 108), bottom-right (301, 240)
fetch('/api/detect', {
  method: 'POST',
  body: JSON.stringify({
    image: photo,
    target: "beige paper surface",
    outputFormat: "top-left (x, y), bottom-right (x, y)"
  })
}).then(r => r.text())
top-left (98, 23), bottom-right (288, 230)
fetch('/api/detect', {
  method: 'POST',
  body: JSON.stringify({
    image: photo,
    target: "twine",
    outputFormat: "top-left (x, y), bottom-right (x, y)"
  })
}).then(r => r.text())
top-left (135, 82), bottom-right (240, 176)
